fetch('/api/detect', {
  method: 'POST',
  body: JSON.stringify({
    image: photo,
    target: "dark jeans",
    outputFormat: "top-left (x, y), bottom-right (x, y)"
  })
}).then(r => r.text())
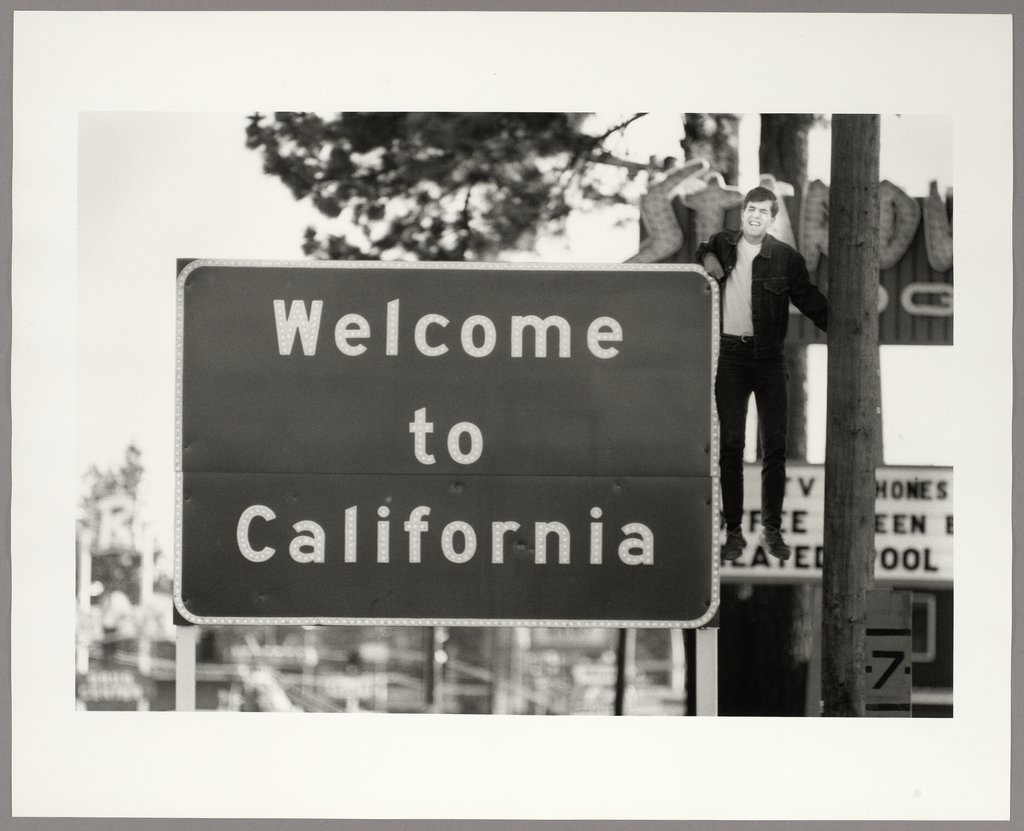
top-left (715, 336), bottom-right (788, 531)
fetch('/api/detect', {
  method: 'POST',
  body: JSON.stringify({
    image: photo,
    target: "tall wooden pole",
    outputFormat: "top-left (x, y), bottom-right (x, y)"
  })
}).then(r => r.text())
top-left (821, 115), bottom-right (881, 717)
top-left (758, 114), bottom-right (815, 463)
top-left (760, 114), bottom-right (817, 714)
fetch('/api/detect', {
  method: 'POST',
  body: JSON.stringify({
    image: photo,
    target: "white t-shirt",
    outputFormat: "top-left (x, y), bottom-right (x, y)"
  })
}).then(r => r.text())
top-left (722, 238), bottom-right (761, 336)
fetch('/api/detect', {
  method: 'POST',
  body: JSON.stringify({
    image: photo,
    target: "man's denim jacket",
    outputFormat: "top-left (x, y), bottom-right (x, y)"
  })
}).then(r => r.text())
top-left (695, 229), bottom-right (829, 358)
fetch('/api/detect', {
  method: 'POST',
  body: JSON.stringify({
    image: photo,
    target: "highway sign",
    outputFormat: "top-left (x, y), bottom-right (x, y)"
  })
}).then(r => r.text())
top-left (175, 260), bottom-right (720, 627)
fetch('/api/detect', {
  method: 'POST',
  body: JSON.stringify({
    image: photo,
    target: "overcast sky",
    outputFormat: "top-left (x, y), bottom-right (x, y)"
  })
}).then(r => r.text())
top-left (77, 112), bottom-right (954, 551)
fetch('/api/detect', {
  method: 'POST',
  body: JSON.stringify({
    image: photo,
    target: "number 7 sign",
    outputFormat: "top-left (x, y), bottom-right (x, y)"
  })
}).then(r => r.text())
top-left (865, 589), bottom-right (913, 716)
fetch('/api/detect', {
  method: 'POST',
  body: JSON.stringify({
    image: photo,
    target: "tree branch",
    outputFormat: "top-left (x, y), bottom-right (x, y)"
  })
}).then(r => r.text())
top-left (453, 184), bottom-right (475, 261)
top-left (591, 153), bottom-right (657, 174)
top-left (588, 112), bottom-right (648, 147)
top-left (549, 113), bottom-right (653, 210)
top-left (563, 112), bottom-right (649, 175)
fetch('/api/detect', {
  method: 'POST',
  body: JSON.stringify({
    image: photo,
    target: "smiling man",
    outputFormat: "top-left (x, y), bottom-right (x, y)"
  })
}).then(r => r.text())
top-left (696, 186), bottom-right (829, 562)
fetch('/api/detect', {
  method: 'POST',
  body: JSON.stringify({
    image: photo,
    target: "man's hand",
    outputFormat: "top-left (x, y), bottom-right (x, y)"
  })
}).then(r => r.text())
top-left (702, 253), bottom-right (725, 279)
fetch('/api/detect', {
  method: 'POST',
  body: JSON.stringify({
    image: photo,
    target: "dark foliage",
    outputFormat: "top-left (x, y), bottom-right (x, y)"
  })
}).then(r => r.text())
top-left (246, 112), bottom-right (647, 261)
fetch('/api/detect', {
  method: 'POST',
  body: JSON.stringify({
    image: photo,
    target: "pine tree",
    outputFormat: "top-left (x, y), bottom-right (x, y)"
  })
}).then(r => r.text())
top-left (245, 112), bottom-right (649, 261)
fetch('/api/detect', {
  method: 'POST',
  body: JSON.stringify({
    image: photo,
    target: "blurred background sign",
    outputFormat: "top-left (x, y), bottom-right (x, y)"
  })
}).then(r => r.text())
top-left (720, 465), bottom-right (952, 586)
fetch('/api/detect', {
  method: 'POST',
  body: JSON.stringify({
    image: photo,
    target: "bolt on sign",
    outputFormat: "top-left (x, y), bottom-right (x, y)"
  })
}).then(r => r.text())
top-left (174, 261), bottom-right (721, 627)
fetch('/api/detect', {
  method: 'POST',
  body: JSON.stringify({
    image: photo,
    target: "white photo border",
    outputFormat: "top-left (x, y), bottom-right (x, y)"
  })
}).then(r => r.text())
top-left (10, 8), bottom-right (1014, 822)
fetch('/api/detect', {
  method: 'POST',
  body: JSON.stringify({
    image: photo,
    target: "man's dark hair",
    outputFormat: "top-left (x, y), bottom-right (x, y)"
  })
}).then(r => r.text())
top-left (742, 186), bottom-right (779, 217)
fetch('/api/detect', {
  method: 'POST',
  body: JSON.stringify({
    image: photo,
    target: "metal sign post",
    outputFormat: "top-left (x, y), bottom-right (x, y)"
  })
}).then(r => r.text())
top-left (175, 625), bottom-right (196, 711)
top-left (695, 627), bottom-right (718, 716)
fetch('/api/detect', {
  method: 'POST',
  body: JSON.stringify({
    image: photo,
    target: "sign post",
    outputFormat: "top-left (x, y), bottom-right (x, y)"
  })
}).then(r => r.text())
top-left (175, 626), bottom-right (196, 712)
top-left (174, 260), bottom-right (721, 711)
top-left (695, 627), bottom-right (718, 716)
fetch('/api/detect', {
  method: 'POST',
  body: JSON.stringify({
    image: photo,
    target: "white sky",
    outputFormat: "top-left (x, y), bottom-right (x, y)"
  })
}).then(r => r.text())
top-left (78, 112), bottom-right (954, 550)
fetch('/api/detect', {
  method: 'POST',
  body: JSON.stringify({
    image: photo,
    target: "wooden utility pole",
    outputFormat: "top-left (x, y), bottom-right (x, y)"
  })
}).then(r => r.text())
top-left (822, 115), bottom-right (881, 717)
top-left (756, 114), bottom-right (818, 714)
top-left (759, 114), bottom-right (816, 461)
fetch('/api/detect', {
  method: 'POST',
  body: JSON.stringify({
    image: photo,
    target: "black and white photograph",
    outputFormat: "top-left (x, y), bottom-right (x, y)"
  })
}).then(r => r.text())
top-left (78, 109), bottom-right (953, 718)
top-left (10, 9), bottom-right (1015, 823)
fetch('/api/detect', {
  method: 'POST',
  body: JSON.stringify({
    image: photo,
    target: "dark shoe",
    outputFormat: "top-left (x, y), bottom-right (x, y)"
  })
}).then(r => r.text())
top-left (721, 527), bottom-right (746, 561)
top-left (760, 525), bottom-right (792, 561)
